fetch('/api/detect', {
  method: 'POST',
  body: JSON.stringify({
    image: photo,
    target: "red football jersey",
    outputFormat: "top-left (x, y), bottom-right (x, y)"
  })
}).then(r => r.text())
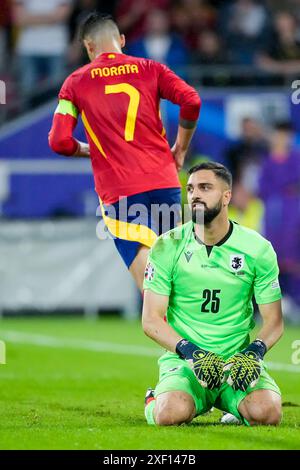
top-left (51, 53), bottom-right (201, 204)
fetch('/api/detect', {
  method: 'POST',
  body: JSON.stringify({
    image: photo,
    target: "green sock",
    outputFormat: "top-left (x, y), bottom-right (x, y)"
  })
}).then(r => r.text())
top-left (144, 399), bottom-right (156, 425)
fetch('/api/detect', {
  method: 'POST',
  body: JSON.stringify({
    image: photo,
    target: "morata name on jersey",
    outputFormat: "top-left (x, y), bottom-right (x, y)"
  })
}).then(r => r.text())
top-left (91, 64), bottom-right (139, 78)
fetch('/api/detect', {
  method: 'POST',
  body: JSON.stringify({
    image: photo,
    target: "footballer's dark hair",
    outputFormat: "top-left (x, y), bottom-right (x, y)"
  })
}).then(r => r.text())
top-left (79, 12), bottom-right (120, 43)
top-left (188, 161), bottom-right (232, 188)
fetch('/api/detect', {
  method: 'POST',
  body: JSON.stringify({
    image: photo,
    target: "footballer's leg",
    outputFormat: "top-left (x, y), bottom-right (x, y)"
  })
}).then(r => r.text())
top-left (101, 196), bottom-right (156, 291)
top-left (101, 188), bottom-right (181, 291)
top-left (129, 188), bottom-right (181, 291)
top-left (129, 244), bottom-right (150, 292)
top-left (216, 364), bottom-right (281, 426)
top-left (145, 354), bottom-right (216, 426)
top-left (238, 389), bottom-right (282, 426)
top-left (153, 391), bottom-right (196, 426)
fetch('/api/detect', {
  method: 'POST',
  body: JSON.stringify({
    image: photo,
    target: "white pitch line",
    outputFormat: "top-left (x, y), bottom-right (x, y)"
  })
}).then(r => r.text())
top-left (264, 361), bottom-right (300, 373)
top-left (1, 330), bottom-right (300, 373)
top-left (0, 330), bottom-right (162, 357)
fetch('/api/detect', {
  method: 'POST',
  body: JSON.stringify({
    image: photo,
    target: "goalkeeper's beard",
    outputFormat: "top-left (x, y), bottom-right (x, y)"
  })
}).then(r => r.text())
top-left (192, 198), bottom-right (223, 225)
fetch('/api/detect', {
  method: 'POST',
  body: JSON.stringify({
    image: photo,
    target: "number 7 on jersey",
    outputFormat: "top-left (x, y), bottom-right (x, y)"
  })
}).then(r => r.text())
top-left (105, 83), bottom-right (140, 142)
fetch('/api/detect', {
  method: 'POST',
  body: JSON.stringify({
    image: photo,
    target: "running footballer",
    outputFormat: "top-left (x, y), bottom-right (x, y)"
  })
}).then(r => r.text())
top-left (49, 13), bottom-right (201, 290)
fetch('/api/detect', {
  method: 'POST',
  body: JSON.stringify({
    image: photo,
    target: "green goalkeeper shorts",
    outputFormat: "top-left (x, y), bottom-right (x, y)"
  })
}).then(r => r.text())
top-left (154, 352), bottom-right (281, 425)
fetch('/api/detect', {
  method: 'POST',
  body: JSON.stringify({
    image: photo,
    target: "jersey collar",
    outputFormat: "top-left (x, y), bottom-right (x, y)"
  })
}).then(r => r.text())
top-left (193, 220), bottom-right (234, 254)
top-left (95, 52), bottom-right (123, 60)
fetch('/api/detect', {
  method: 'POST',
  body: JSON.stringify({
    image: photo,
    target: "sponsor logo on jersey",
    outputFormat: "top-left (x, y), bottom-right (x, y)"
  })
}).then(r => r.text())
top-left (271, 279), bottom-right (280, 289)
top-left (144, 262), bottom-right (155, 281)
top-left (184, 251), bottom-right (193, 262)
top-left (230, 254), bottom-right (244, 271)
top-left (201, 264), bottom-right (219, 269)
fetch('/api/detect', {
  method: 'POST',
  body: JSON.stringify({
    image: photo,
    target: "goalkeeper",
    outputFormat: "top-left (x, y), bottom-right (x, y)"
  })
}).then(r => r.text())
top-left (142, 162), bottom-right (283, 426)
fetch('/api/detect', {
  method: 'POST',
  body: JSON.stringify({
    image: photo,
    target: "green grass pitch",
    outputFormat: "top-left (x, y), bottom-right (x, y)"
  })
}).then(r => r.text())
top-left (0, 317), bottom-right (299, 450)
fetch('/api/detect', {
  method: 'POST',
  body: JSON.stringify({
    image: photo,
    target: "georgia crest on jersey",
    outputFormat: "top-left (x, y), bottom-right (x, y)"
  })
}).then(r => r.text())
top-left (230, 254), bottom-right (245, 272)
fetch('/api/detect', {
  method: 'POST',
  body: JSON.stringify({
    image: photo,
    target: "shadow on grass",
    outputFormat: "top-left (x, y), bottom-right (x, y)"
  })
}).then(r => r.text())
top-left (282, 402), bottom-right (300, 407)
top-left (40, 402), bottom-right (227, 427)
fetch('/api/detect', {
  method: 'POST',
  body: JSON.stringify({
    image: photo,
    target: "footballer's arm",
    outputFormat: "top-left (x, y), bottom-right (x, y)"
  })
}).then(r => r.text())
top-left (142, 289), bottom-right (182, 352)
top-left (49, 100), bottom-right (90, 158)
top-left (256, 300), bottom-right (284, 351)
top-left (157, 63), bottom-right (201, 171)
top-left (143, 289), bottom-right (226, 390)
top-left (171, 119), bottom-right (198, 171)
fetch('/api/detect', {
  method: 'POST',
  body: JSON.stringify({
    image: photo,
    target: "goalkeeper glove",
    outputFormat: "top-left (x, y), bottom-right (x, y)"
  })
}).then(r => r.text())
top-left (176, 339), bottom-right (225, 390)
top-left (224, 339), bottom-right (267, 392)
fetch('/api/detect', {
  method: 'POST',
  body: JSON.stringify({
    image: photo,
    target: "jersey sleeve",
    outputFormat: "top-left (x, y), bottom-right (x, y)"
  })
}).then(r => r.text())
top-left (57, 74), bottom-right (79, 117)
top-left (59, 74), bottom-right (76, 104)
top-left (155, 62), bottom-right (201, 122)
top-left (143, 234), bottom-right (176, 296)
top-left (254, 242), bottom-right (282, 305)
top-left (49, 74), bottom-right (80, 156)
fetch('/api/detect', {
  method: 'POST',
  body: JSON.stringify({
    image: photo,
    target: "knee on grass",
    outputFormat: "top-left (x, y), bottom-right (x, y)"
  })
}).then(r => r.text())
top-left (240, 390), bottom-right (282, 426)
top-left (246, 403), bottom-right (282, 426)
top-left (154, 393), bottom-right (195, 426)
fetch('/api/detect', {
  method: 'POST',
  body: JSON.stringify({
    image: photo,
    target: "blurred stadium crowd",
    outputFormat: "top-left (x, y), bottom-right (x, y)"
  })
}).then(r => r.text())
top-left (1, 0), bottom-right (300, 104)
top-left (0, 0), bottom-right (300, 320)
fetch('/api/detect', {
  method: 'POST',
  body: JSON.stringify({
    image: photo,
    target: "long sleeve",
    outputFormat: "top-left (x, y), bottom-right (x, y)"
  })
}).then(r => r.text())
top-left (156, 62), bottom-right (201, 122)
top-left (48, 112), bottom-right (79, 156)
top-left (48, 74), bottom-right (80, 156)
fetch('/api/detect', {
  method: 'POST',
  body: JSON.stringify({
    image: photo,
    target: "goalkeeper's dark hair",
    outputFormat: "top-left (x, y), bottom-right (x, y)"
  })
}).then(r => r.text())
top-left (188, 161), bottom-right (232, 188)
top-left (79, 12), bottom-right (120, 43)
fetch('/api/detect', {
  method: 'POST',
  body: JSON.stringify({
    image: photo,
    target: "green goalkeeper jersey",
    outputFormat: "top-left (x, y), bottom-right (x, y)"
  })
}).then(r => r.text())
top-left (143, 220), bottom-right (282, 359)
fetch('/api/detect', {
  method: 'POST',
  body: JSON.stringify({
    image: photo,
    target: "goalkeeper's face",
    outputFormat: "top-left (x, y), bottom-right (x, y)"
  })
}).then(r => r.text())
top-left (186, 170), bottom-right (231, 225)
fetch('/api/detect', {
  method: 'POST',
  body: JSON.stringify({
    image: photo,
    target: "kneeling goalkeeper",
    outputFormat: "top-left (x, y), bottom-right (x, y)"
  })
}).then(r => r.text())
top-left (142, 162), bottom-right (283, 426)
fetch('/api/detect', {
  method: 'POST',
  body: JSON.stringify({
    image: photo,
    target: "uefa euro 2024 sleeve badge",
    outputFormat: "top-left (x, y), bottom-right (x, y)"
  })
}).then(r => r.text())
top-left (145, 262), bottom-right (155, 281)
